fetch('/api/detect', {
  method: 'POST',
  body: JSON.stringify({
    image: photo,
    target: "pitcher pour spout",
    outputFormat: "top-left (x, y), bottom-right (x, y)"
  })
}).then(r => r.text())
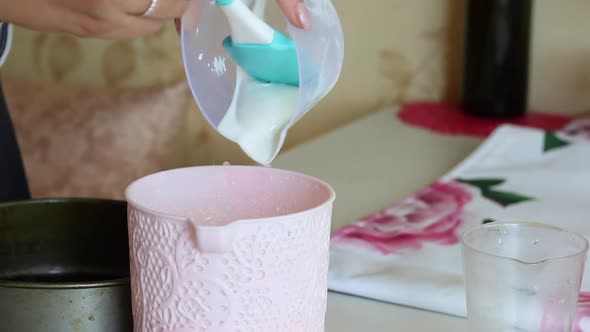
top-left (188, 217), bottom-right (241, 254)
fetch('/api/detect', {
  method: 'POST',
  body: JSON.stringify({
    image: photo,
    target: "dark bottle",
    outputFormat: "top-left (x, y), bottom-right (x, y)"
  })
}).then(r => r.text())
top-left (461, 0), bottom-right (533, 117)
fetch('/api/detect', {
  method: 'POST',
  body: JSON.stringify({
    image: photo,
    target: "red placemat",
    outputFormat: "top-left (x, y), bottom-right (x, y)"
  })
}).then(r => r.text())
top-left (398, 102), bottom-right (573, 137)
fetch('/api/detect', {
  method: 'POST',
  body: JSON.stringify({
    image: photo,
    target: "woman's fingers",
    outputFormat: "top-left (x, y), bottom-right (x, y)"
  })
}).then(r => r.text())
top-left (173, 0), bottom-right (311, 38)
top-left (144, 0), bottom-right (190, 19)
top-left (119, 0), bottom-right (189, 39)
top-left (276, 0), bottom-right (311, 31)
top-left (93, 14), bottom-right (163, 39)
top-left (127, 0), bottom-right (188, 19)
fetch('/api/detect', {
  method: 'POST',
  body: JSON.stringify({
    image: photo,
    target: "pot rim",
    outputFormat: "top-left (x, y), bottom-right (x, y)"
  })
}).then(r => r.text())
top-left (0, 197), bottom-right (130, 289)
top-left (0, 197), bottom-right (126, 208)
top-left (0, 277), bottom-right (130, 289)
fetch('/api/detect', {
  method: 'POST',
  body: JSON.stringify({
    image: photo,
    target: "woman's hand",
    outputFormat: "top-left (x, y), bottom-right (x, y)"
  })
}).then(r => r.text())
top-left (174, 0), bottom-right (311, 35)
top-left (0, 0), bottom-right (311, 40)
top-left (0, 0), bottom-right (191, 39)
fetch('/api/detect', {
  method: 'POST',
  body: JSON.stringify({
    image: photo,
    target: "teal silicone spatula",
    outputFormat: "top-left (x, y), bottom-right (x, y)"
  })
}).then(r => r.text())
top-left (216, 0), bottom-right (300, 86)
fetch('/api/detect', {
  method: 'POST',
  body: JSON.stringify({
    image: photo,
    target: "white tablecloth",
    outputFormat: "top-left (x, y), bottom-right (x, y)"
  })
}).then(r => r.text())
top-left (273, 107), bottom-right (482, 331)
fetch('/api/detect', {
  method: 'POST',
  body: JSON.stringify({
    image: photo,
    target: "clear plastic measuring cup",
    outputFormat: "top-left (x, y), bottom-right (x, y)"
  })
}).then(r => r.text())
top-left (180, 0), bottom-right (344, 164)
top-left (462, 222), bottom-right (589, 332)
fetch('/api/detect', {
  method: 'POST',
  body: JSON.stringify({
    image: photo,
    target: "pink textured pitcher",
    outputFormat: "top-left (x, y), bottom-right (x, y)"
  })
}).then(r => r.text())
top-left (125, 165), bottom-right (335, 332)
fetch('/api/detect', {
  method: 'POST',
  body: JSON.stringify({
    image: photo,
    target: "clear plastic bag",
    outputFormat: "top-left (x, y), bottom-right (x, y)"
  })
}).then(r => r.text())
top-left (181, 0), bottom-right (344, 164)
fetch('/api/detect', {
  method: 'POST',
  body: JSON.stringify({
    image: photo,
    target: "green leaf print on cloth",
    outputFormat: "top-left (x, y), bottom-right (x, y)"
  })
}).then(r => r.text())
top-left (543, 132), bottom-right (571, 152)
top-left (455, 179), bottom-right (504, 188)
top-left (457, 178), bottom-right (534, 207)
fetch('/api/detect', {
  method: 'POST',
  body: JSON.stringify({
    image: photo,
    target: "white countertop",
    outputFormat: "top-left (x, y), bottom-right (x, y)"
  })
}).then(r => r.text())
top-left (272, 107), bottom-right (484, 331)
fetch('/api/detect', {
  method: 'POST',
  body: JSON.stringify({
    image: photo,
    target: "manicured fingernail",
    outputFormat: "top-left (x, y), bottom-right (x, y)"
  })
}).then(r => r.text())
top-left (296, 3), bottom-right (311, 31)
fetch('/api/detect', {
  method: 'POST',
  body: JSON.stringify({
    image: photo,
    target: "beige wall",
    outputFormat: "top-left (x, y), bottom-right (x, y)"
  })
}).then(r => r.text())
top-left (3, 0), bottom-right (590, 164)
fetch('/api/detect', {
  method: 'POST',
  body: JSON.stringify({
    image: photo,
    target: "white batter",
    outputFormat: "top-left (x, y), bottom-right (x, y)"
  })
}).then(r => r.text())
top-left (218, 68), bottom-right (298, 165)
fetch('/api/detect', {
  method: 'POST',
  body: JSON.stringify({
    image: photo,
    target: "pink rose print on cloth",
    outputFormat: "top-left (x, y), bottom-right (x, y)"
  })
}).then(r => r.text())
top-left (331, 181), bottom-right (472, 255)
top-left (560, 117), bottom-right (590, 143)
top-left (573, 292), bottom-right (590, 332)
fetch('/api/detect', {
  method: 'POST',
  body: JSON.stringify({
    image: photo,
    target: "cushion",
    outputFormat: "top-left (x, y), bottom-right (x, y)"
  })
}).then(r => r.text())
top-left (4, 79), bottom-right (191, 200)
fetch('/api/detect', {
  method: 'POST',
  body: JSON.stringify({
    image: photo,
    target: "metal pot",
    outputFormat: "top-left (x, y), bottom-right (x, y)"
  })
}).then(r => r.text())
top-left (0, 198), bottom-right (133, 332)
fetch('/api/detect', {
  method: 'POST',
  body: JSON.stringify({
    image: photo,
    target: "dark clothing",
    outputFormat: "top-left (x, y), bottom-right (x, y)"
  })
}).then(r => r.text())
top-left (0, 81), bottom-right (30, 202)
